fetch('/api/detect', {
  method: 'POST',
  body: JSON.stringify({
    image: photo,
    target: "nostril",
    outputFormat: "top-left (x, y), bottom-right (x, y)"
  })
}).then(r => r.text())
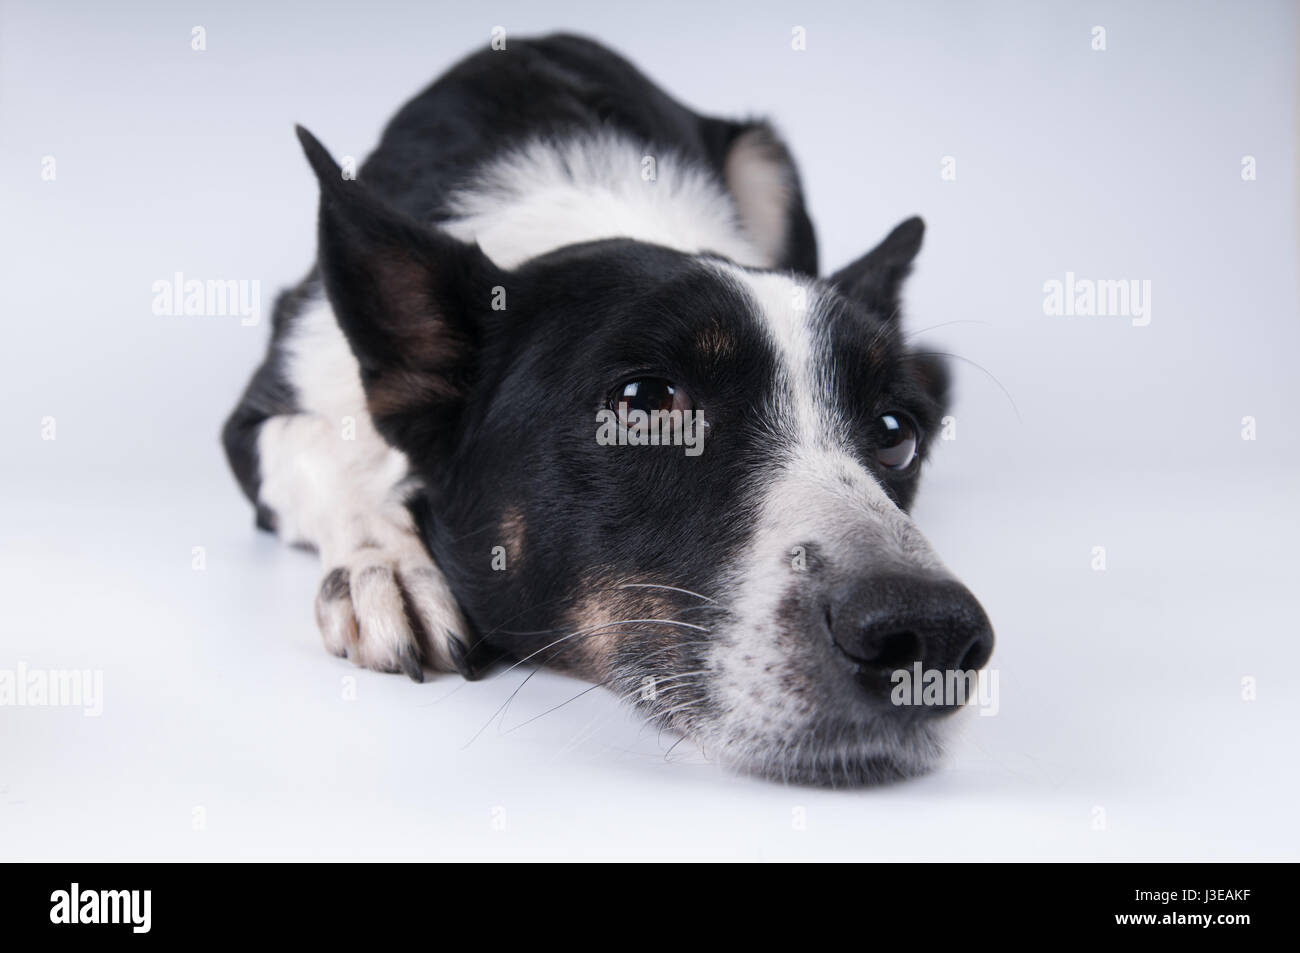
top-left (958, 630), bottom-right (994, 672)
top-left (857, 629), bottom-right (920, 670)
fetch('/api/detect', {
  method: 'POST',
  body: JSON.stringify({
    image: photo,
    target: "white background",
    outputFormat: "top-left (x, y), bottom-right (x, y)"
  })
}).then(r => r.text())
top-left (1, 0), bottom-right (1297, 860)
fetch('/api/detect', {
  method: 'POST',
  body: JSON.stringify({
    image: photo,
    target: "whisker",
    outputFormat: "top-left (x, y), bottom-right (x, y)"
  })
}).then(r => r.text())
top-left (911, 348), bottom-right (1024, 423)
top-left (482, 575), bottom-right (720, 644)
top-left (662, 734), bottom-right (691, 763)
top-left (490, 617), bottom-right (708, 682)
top-left (903, 318), bottom-right (992, 341)
top-left (483, 631), bottom-right (654, 735)
top-left (442, 520), bottom-right (501, 543)
top-left (635, 639), bottom-right (714, 663)
top-left (514, 665), bottom-right (708, 735)
top-left (499, 681), bottom-right (607, 733)
top-left (612, 670), bottom-right (709, 705)
top-left (641, 699), bottom-right (701, 730)
top-left (861, 310), bottom-right (901, 361)
top-left (616, 582), bottom-right (718, 605)
top-left (507, 668), bottom-right (708, 738)
top-left (464, 617), bottom-right (712, 746)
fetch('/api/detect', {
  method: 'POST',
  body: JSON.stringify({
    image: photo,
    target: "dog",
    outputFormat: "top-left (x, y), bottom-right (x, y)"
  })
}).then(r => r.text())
top-left (222, 33), bottom-right (994, 785)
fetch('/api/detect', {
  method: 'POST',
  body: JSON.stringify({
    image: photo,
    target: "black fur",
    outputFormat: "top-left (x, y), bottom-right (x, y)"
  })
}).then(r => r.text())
top-left (221, 34), bottom-right (977, 786)
top-left (220, 272), bottom-right (313, 529)
top-left (359, 34), bottom-right (818, 273)
top-left (223, 33), bottom-right (820, 515)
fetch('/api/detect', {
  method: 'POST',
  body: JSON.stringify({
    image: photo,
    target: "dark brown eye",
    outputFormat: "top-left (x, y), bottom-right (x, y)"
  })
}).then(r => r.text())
top-left (608, 378), bottom-right (692, 417)
top-left (873, 412), bottom-right (919, 470)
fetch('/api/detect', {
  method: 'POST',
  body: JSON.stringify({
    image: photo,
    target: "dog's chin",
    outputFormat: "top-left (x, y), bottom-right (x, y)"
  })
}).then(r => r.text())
top-left (672, 711), bottom-right (950, 788)
top-left (735, 753), bottom-right (934, 787)
top-left (728, 734), bottom-right (945, 788)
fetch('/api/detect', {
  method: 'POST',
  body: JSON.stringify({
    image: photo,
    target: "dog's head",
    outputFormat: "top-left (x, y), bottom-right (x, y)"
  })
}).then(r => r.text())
top-left (299, 128), bottom-right (994, 786)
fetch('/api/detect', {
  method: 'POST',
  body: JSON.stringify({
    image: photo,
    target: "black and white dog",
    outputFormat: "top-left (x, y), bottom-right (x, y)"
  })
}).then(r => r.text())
top-left (222, 34), bottom-right (993, 785)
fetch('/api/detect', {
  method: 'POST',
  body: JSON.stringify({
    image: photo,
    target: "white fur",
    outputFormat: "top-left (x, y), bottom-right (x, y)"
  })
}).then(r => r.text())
top-left (266, 298), bottom-right (416, 564)
top-left (256, 298), bottom-right (462, 672)
top-left (699, 267), bottom-right (953, 778)
top-left (441, 133), bottom-right (771, 269)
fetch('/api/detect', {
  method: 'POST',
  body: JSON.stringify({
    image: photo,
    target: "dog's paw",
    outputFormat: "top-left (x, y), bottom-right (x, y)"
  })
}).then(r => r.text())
top-left (313, 545), bottom-right (470, 682)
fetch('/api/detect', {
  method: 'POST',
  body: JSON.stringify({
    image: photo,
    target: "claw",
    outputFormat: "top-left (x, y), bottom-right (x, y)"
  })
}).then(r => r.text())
top-left (445, 632), bottom-right (482, 681)
top-left (399, 647), bottom-right (425, 683)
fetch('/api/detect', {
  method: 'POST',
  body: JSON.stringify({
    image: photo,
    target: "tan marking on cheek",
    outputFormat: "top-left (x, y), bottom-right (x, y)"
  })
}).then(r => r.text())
top-left (562, 577), bottom-right (677, 680)
top-left (498, 505), bottom-right (525, 568)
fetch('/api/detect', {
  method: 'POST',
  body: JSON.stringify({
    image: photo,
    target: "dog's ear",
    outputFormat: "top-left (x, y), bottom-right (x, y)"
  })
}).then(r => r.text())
top-left (828, 216), bottom-right (924, 321)
top-left (296, 125), bottom-right (503, 464)
top-left (832, 217), bottom-right (948, 408)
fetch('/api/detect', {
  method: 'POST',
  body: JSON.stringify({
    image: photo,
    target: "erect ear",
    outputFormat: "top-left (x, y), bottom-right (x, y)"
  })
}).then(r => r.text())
top-left (295, 126), bottom-right (503, 464)
top-left (828, 216), bottom-right (924, 320)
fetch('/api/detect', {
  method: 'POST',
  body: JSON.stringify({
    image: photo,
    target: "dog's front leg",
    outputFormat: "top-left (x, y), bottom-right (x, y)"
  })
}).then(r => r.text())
top-left (254, 412), bottom-right (466, 681)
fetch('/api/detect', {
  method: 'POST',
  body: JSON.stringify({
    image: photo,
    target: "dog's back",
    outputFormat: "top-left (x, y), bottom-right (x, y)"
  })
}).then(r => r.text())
top-left (360, 33), bottom-right (816, 272)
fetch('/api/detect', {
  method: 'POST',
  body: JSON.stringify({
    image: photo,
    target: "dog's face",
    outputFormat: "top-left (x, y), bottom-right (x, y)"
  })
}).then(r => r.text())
top-left (302, 134), bottom-right (993, 786)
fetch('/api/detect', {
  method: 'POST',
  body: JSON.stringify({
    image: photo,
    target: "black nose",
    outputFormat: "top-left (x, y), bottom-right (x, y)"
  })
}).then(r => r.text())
top-left (828, 573), bottom-right (994, 711)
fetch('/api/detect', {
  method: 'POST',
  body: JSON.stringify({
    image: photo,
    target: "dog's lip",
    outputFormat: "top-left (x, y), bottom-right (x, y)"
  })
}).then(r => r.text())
top-left (671, 683), bottom-right (948, 786)
top-left (723, 733), bottom-right (943, 787)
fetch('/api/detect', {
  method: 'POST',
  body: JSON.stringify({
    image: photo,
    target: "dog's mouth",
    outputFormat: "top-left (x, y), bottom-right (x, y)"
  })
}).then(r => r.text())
top-left (540, 570), bottom-right (992, 787)
top-left (727, 725), bottom-right (948, 787)
top-left (639, 688), bottom-right (952, 787)
top-left (591, 630), bottom-right (972, 787)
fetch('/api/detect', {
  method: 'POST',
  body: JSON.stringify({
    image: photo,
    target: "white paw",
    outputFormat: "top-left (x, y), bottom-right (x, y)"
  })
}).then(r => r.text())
top-left (314, 543), bottom-right (468, 681)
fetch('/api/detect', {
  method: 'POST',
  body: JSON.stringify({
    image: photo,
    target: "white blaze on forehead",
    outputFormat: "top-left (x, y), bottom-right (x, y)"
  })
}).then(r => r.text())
top-left (713, 265), bottom-right (849, 458)
top-left (715, 262), bottom-right (937, 538)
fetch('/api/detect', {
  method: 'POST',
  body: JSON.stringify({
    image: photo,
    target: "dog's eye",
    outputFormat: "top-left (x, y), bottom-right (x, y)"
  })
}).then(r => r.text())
top-left (609, 378), bottom-right (692, 417)
top-left (873, 412), bottom-right (919, 470)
